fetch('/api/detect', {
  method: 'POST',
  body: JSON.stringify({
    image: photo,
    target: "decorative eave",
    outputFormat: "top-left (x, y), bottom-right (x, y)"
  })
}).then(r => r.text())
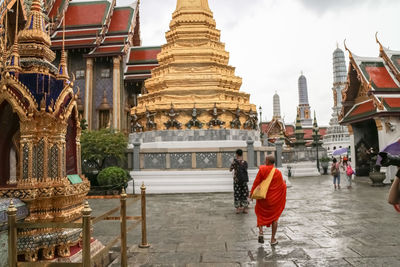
top-left (376, 33), bottom-right (400, 83)
top-left (341, 39), bottom-right (400, 121)
top-left (48, 0), bottom-right (70, 32)
top-left (51, 0), bottom-right (115, 50)
top-left (87, 2), bottom-right (138, 58)
top-left (0, 0), bottom-right (27, 22)
top-left (123, 46), bottom-right (161, 80)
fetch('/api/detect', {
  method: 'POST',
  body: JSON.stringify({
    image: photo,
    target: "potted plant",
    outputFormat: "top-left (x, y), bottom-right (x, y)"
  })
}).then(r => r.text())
top-left (368, 148), bottom-right (386, 186)
top-left (320, 157), bottom-right (330, 175)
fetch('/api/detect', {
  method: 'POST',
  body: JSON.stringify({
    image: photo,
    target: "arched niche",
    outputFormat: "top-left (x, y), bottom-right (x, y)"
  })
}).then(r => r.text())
top-left (0, 101), bottom-right (20, 186)
top-left (66, 108), bottom-right (78, 175)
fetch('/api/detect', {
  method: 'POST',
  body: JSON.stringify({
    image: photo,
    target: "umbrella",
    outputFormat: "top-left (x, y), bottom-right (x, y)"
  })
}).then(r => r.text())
top-left (332, 147), bottom-right (348, 156)
top-left (377, 139), bottom-right (400, 165)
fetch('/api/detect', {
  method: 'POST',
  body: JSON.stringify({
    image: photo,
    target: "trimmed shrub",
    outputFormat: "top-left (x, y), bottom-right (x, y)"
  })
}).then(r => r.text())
top-left (97, 167), bottom-right (129, 186)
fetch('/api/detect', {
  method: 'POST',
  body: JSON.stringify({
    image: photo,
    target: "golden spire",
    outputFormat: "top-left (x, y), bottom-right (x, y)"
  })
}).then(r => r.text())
top-left (176, 0), bottom-right (210, 11)
top-left (7, 0), bottom-right (22, 73)
top-left (17, 0), bottom-right (55, 62)
top-left (57, 14), bottom-right (69, 80)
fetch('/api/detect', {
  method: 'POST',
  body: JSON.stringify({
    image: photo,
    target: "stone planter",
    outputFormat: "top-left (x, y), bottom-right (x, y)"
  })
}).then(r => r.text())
top-left (369, 172), bottom-right (386, 187)
top-left (321, 162), bottom-right (329, 175)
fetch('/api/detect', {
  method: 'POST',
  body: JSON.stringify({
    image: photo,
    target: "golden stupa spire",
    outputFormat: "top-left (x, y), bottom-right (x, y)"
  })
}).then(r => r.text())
top-left (176, 0), bottom-right (210, 11)
top-left (57, 13), bottom-right (69, 80)
top-left (7, 0), bottom-right (22, 73)
top-left (133, 0), bottom-right (255, 131)
top-left (18, 0), bottom-right (55, 62)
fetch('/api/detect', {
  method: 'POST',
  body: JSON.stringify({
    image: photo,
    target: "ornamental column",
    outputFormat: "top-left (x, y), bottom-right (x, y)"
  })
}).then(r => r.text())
top-left (85, 58), bottom-right (94, 130)
top-left (113, 56), bottom-right (121, 130)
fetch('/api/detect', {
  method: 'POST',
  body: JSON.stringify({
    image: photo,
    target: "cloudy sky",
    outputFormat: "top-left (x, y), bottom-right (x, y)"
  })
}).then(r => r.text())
top-left (121, 0), bottom-right (400, 125)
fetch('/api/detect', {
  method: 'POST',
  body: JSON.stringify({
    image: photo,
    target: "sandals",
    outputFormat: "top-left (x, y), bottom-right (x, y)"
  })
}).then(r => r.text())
top-left (270, 240), bottom-right (278, 246)
top-left (242, 208), bottom-right (248, 214)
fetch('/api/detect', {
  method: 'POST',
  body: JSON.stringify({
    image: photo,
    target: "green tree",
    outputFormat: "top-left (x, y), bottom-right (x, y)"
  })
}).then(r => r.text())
top-left (81, 129), bottom-right (127, 172)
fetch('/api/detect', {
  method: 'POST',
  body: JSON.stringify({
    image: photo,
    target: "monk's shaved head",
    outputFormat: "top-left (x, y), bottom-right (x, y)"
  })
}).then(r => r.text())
top-left (266, 155), bottom-right (275, 165)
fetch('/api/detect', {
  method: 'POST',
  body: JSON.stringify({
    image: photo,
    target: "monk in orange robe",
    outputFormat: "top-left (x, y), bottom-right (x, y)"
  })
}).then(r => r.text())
top-left (250, 155), bottom-right (286, 245)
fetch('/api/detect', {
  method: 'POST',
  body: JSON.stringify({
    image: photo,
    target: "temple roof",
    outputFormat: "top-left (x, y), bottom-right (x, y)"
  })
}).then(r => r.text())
top-left (47, 0), bottom-right (69, 21)
top-left (340, 40), bottom-right (400, 124)
top-left (88, 5), bottom-right (136, 57)
top-left (51, 0), bottom-right (115, 49)
top-left (352, 54), bottom-right (400, 91)
top-left (124, 46), bottom-right (161, 80)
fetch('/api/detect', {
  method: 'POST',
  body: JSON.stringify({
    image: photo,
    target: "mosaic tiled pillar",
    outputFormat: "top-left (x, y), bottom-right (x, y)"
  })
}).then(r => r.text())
top-left (85, 58), bottom-right (94, 130)
top-left (113, 56), bottom-right (121, 129)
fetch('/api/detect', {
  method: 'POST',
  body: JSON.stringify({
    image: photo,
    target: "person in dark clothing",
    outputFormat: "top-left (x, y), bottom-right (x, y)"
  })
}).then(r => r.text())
top-left (230, 149), bottom-right (249, 214)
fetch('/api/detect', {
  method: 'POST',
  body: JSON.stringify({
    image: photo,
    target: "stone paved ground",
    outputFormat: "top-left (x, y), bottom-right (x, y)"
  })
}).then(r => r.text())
top-left (90, 175), bottom-right (400, 266)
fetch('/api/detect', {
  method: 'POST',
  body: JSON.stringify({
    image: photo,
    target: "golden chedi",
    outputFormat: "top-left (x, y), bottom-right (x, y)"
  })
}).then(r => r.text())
top-left (132, 0), bottom-right (257, 131)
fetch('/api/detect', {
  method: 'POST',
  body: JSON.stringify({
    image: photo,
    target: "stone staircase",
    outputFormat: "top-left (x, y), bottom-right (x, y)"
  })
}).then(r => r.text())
top-left (283, 161), bottom-right (321, 177)
top-left (128, 168), bottom-right (290, 194)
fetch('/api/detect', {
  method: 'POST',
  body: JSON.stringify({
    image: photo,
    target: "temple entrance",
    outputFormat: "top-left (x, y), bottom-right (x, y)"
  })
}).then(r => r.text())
top-left (0, 101), bottom-right (20, 186)
top-left (352, 119), bottom-right (379, 176)
top-left (66, 109), bottom-right (78, 175)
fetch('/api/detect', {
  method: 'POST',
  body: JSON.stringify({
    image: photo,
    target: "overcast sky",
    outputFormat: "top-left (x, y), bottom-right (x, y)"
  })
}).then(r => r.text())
top-left (121, 0), bottom-right (400, 126)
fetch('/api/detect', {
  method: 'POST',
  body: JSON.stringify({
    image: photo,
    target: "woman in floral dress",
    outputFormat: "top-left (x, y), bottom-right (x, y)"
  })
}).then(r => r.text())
top-left (230, 149), bottom-right (249, 214)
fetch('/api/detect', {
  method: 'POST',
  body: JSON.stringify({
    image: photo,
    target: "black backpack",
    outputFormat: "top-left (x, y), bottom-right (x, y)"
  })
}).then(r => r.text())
top-left (236, 161), bottom-right (249, 183)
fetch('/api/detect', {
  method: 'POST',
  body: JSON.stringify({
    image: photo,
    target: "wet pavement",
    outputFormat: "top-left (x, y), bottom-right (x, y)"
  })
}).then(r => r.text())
top-left (90, 175), bottom-right (400, 266)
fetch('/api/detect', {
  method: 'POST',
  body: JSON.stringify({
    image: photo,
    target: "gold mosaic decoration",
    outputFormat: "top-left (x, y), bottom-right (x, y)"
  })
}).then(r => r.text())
top-left (0, 0), bottom-right (89, 261)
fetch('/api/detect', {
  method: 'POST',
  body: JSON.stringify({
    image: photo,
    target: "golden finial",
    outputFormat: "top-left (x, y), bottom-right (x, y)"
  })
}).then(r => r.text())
top-left (57, 12), bottom-right (69, 80)
top-left (343, 39), bottom-right (353, 59)
top-left (7, 0), bottom-right (22, 73)
top-left (375, 32), bottom-right (384, 54)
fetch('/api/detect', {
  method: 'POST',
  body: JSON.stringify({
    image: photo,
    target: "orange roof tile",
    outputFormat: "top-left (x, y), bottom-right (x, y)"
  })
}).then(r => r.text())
top-left (65, 1), bottom-right (110, 28)
top-left (365, 66), bottom-right (399, 89)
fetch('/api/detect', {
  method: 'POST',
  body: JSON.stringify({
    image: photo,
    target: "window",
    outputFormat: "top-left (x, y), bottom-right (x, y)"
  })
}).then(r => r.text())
top-left (101, 69), bottom-right (110, 78)
top-left (76, 70), bottom-right (85, 79)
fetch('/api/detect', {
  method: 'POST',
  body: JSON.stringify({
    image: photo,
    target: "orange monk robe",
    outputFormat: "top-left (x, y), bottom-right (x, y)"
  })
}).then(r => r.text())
top-left (250, 165), bottom-right (287, 227)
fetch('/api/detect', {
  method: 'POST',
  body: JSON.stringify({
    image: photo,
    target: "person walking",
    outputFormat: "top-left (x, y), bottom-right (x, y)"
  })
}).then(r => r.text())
top-left (342, 158), bottom-right (354, 189)
top-left (230, 149), bottom-right (249, 214)
top-left (250, 155), bottom-right (286, 245)
top-left (331, 158), bottom-right (340, 189)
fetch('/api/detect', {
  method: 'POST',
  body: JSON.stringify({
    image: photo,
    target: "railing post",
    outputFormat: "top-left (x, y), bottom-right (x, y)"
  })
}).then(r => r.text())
top-left (82, 201), bottom-right (92, 267)
top-left (8, 200), bottom-right (17, 267)
top-left (138, 183), bottom-right (150, 248)
top-left (120, 189), bottom-right (127, 267)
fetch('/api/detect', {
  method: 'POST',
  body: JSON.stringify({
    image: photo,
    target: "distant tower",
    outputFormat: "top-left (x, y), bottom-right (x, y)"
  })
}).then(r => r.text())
top-left (297, 72), bottom-right (312, 127)
top-left (273, 91), bottom-right (281, 119)
top-left (332, 45), bottom-right (347, 107)
top-left (323, 45), bottom-right (350, 156)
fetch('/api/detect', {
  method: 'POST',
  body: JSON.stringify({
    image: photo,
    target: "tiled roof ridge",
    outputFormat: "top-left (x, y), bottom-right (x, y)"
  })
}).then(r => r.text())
top-left (88, 0), bottom-right (139, 57)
